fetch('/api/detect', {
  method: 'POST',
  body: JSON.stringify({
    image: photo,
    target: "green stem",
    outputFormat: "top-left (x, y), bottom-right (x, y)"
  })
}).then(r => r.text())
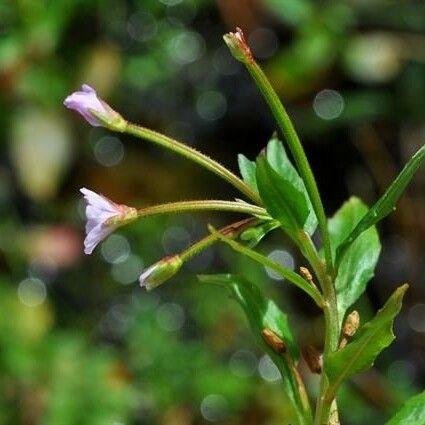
top-left (294, 232), bottom-right (339, 425)
top-left (180, 218), bottom-right (259, 262)
top-left (125, 123), bottom-right (262, 205)
top-left (314, 302), bottom-right (339, 425)
top-left (134, 200), bottom-right (267, 219)
top-left (210, 226), bottom-right (324, 308)
top-left (314, 287), bottom-right (339, 425)
top-left (243, 60), bottom-right (333, 274)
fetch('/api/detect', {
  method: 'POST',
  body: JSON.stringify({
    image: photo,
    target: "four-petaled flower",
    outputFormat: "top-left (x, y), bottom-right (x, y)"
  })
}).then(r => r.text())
top-left (80, 187), bottom-right (137, 255)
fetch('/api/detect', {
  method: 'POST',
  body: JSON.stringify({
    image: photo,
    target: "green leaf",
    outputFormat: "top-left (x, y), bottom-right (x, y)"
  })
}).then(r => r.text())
top-left (386, 391), bottom-right (425, 425)
top-left (198, 274), bottom-right (298, 359)
top-left (198, 274), bottom-right (312, 424)
top-left (337, 145), bottom-right (425, 262)
top-left (325, 284), bottom-right (408, 399)
top-left (265, 137), bottom-right (318, 235)
top-left (328, 197), bottom-right (381, 325)
top-left (238, 154), bottom-right (258, 193)
top-left (256, 139), bottom-right (317, 236)
top-left (239, 220), bottom-right (280, 248)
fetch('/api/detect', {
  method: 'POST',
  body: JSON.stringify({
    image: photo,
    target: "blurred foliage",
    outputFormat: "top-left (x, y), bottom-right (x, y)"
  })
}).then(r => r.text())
top-left (1, 0), bottom-right (425, 424)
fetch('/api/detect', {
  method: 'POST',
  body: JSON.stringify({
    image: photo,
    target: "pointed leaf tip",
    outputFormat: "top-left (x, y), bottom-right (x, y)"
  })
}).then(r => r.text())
top-left (337, 144), bottom-right (425, 261)
top-left (325, 284), bottom-right (408, 399)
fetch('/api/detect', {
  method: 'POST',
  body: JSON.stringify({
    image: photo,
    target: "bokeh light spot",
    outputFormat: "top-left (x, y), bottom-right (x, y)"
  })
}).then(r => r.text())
top-left (111, 254), bottom-right (143, 285)
top-left (101, 234), bottom-right (130, 264)
top-left (162, 226), bottom-right (191, 254)
top-left (127, 12), bottom-right (157, 42)
top-left (93, 136), bottom-right (124, 167)
top-left (258, 355), bottom-right (281, 382)
top-left (229, 350), bottom-right (257, 378)
top-left (18, 278), bottom-right (47, 307)
top-left (168, 31), bottom-right (205, 65)
top-left (265, 249), bottom-right (294, 281)
top-left (196, 91), bottom-right (227, 121)
top-left (313, 89), bottom-right (344, 120)
top-left (156, 302), bottom-right (185, 332)
top-left (200, 394), bottom-right (229, 422)
top-left (408, 303), bottom-right (425, 332)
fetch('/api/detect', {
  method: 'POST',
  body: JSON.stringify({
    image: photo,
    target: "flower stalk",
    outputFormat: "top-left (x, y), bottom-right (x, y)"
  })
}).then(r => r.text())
top-left (65, 85), bottom-right (261, 206)
top-left (125, 123), bottom-right (262, 206)
top-left (140, 218), bottom-right (259, 290)
top-left (135, 200), bottom-right (267, 220)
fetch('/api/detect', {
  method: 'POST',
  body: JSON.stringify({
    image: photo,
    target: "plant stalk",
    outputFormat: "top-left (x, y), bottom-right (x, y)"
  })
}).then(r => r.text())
top-left (125, 123), bottom-right (262, 205)
top-left (180, 218), bottom-right (259, 262)
top-left (135, 200), bottom-right (267, 219)
top-left (243, 60), bottom-right (333, 275)
top-left (295, 232), bottom-right (340, 424)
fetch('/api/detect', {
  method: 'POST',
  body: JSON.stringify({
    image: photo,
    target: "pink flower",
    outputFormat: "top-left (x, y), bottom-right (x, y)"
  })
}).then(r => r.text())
top-left (64, 85), bottom-right (109, 126)
top-left (80, 188), bottom-right (137, 255)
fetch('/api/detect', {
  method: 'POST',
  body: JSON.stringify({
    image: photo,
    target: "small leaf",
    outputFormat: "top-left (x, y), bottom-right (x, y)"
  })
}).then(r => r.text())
top-left (198, 274), bottom-right (298, 359)
top-left (238, 154), bottom-right (258, 192)
top-left (386, 391), bottom-right (425, 425)
top-left (325, 284), bottom-right (408, 399)
top-left (328, 197), bottom-right (381, 325)
top-left (266, 137), bottom-right (317, 234)
top-left (256, 155), bottom-right (308, 236)
top-left (239, 220), bottom-right (280, 248)
top-left (337, 145), bottom-right (425, 262)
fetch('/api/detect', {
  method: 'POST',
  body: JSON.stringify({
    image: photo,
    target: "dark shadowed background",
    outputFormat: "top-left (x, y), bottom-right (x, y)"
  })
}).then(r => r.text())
top-left (1, 0), bottom-right (425, 424)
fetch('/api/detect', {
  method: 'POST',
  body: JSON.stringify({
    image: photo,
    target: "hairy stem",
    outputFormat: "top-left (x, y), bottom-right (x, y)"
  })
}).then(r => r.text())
top-left (125, 123), bottom-right (262, 205)
top-left (134, 200), bottom-right (267, 219)
top-left (210, 227), bottom-right (324, 308)
top-left (243, 60), bottom-right (333, 275)
top-left (294, 232), bottom-right (339, 424)
top-left (180, 218), bottom-right (259, 262)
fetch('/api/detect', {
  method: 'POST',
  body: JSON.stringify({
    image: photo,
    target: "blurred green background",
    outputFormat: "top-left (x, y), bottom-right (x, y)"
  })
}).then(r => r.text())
top-left (1, 0), bottom-right (425, 424)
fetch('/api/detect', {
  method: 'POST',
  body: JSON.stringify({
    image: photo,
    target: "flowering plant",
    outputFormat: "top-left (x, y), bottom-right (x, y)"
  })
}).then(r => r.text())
top-left (66, 29), bottom-right (425, 425)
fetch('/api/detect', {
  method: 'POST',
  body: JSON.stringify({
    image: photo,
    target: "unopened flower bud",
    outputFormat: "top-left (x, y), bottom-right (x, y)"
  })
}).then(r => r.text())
top-left (64, 84), bottom-right (126, 132)
top-left (223, 27), bottom-right (253, 64)
top-left (139, 255), bottom-right (183, 291)
top-left (261, 328), bottom-right (286, 354)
